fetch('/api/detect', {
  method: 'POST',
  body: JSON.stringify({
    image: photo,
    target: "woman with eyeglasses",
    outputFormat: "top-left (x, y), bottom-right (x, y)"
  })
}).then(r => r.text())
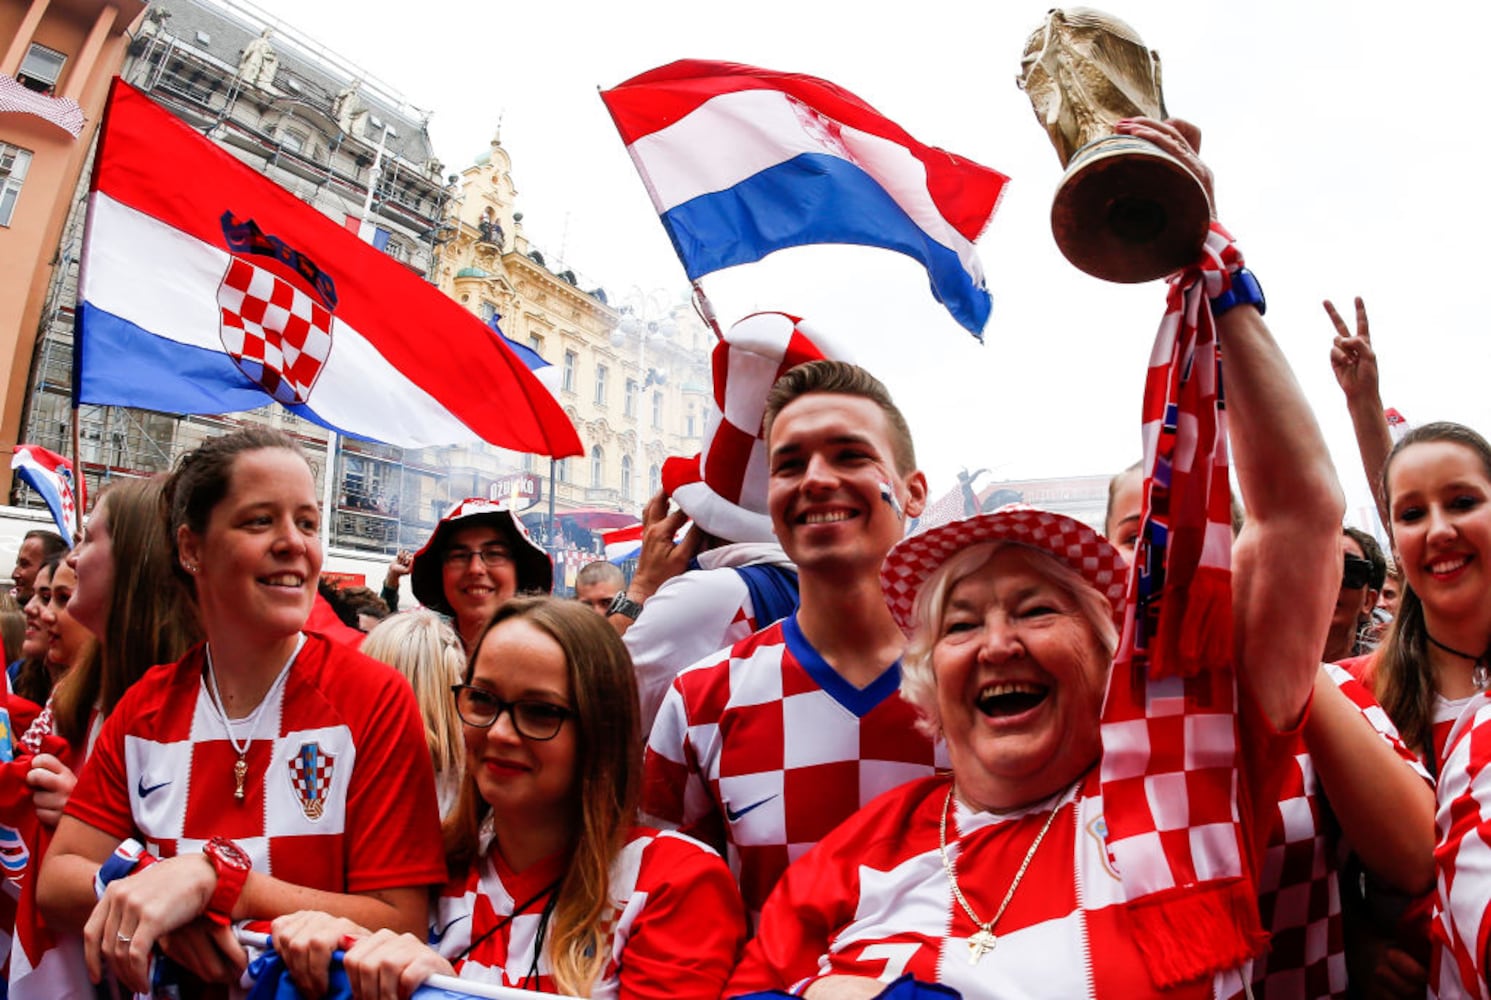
top-left (407, 499), bottom-right (553, 654)
top-left (272, 596), bottom-right (746, 1000)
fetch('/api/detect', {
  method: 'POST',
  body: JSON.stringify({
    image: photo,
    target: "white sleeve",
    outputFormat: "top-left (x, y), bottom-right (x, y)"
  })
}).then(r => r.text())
top-left (625, 568), bottom-right (753, 735)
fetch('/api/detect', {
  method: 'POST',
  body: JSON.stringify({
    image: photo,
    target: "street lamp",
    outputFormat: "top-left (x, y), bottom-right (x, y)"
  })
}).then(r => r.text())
top-left (611, 290), bottom-right (679, 513)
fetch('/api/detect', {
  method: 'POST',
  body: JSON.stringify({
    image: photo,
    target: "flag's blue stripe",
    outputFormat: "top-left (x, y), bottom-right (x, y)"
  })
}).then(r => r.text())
top-left (75, 301), bottom-right (367, 439)
top-left (659, 152), bottom-right (990, 336)
top-left (498, 331), bottom-right (550, 372)
top-left (15, 467), bottom-right (72, 544)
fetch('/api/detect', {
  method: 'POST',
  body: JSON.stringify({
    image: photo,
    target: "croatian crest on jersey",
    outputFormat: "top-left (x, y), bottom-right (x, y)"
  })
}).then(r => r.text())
top-left (218, 212), bottom-right (338, 406)
top-left (288, 741), bottom-right (335, 821)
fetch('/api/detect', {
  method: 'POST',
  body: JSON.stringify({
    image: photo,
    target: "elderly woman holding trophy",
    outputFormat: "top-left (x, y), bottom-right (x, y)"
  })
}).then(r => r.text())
top-left (723, 10), bottom-right (1427, 999)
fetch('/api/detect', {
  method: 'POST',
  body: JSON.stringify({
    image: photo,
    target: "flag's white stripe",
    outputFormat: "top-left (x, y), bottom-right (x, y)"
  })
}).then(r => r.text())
top-left (82, 193), bottom-right (487, 446)
top-left (628, 89), bottom-right (982, 280)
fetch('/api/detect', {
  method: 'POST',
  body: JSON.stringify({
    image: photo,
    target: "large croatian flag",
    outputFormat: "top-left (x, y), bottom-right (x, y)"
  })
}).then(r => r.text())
top-left (10, 446), bottom-right (82, 545)
top-left (77, 81), bottom-right (582, 457)
top-left (600, 60), bottom-right (1008, 337)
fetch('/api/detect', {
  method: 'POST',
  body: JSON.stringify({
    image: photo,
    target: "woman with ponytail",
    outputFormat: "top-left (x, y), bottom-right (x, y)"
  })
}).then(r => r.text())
top-left (273, 596), bottom-right (745, 1000)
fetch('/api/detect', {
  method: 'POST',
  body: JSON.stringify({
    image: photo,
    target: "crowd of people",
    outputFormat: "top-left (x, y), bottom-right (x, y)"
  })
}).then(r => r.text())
top-left (0, 115), bottom-right (1489, 1000)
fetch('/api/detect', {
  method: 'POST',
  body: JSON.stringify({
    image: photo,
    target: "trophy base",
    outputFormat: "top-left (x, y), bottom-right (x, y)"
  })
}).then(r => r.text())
top-left (1051, 134), bottom-right (1212, 284)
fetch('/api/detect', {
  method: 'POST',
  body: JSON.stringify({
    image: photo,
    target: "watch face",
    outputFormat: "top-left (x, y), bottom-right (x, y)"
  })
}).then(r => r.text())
top-left (207, 836), bottom-right (252, 872)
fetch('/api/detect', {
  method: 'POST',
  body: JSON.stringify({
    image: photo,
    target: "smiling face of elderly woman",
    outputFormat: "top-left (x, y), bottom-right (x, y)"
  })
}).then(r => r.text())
top-left (903, 542), bottom-right (1118, 812)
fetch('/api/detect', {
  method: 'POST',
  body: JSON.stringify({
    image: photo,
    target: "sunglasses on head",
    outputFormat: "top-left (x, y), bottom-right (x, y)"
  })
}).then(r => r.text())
top-left (1343, 555), bottom-right (1374, 590)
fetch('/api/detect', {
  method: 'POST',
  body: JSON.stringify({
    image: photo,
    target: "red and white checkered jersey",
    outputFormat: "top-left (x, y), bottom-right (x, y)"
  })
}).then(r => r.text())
top-left (66, 634), bottom-right (447, 897)
top-left (731, 774), bottom-right (1263, 999)
top-left (642, 613), bottom-right (947, 922)
top-left (1429, 691), bottom-right (1491, 999)
top-left (432, 824), bottom-right (745, 998)
top-left (1240, 662), bottom-right (1430, 999)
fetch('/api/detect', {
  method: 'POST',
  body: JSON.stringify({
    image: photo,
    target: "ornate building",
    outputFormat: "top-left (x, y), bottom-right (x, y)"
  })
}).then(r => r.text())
top-left (432, 134), bottom-right (711, 548)
top-left (11, 0), bottom-right (711, 574)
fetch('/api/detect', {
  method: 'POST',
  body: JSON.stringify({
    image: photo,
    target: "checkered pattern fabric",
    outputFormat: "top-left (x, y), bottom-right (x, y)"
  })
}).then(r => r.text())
top-left (218, 256), bottom-right (333, 406)
top-left (730, 774), bottom-right (1271, 999)
top-left (433, 824), bottom-right (744, 998)
top-left (1239, 663), bottom-right (1430, 999)
top-left (1099, 222), bottom-right (1265, 988)
top-left (1429, 691), bottom-right (1491, 999)
top-left (661, 311), bottom-right (842, 544)
top-left (65, 635), bottom-right (446, 899)
top-left (881, 504), bottom-right (1128, 635)
top-left (642, 614), bottom-right (947, 923)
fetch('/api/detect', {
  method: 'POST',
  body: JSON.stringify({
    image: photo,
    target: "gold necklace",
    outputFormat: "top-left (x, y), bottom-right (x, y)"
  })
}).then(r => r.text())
top-left (202, 637), bottom-right (302, 802)
top-left (937, 780), bottom-right (1073, 965)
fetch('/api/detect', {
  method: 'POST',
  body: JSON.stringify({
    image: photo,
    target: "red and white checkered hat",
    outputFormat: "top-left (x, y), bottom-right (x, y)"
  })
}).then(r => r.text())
top-left (661, 312), bottom-right (847, 544)
top-left (410, 498), bottom-right (553, 612)
top-left (881, 503), bottom-right (1129, 635)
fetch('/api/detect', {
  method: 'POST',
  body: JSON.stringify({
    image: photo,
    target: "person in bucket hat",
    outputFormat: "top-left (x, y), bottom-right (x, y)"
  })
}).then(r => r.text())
top-left (618, 312), bottom-right (844, 732)
top-left (410, 498), bottom-right (552, 653)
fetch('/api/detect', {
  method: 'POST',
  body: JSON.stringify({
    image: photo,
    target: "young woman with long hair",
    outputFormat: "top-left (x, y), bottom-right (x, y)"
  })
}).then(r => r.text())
top-left (272, 597), bottom-right (745, 1000)
top-left (37, 428), bottom-right (446, 996)
top-left (358, 609), bottom-right (466, 817)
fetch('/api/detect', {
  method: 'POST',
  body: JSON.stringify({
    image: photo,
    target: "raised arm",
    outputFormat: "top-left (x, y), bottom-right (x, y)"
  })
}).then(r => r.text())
top-left (1326, 296), bottom-right (1394, 530)
top-left (1115, 118), bottom-right (1345, 730)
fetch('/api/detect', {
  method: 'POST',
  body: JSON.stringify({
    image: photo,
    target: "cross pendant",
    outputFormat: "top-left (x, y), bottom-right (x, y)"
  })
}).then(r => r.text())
top-left (967, 928), bottom-right (997, 964)
top-left (233, 756), bottom-right (248, 801)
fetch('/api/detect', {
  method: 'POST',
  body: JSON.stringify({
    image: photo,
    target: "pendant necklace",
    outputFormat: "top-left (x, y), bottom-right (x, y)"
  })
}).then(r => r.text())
top-left (938, 779), bottom-right (1074, 965)
top-left (1426, 631), bottom-right (1491, 691)
top-left (203, 635), bottom-right (303, 802)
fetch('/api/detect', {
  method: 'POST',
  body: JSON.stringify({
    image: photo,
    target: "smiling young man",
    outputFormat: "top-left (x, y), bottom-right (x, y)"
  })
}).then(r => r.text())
top-left (642, 360), bottom-right (947, 924)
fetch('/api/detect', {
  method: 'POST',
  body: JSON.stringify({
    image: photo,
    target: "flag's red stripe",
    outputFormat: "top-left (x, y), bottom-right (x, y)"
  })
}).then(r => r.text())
top-left (600, 60), bottom-right (1007, 243)
top-left (93, 81), bottom-right (581, 457)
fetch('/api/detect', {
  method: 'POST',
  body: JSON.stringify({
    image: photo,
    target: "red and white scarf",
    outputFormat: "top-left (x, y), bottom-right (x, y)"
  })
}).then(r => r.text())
top-left (1099, 222), bottom-right (1265, 988)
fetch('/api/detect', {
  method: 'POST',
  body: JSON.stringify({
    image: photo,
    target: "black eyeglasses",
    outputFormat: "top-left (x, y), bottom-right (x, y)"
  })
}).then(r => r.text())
top-left (443, 546), bottom-right (514, 569)
top-left (1343, 555), bottom-right (1374, 590)
top-left (451, 685), bottom-right (571, 740)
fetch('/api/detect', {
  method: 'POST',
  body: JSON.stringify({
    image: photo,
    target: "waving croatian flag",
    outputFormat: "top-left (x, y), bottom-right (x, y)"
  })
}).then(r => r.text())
top-left (10, 446), bottom-right (82, 545)
top-left (600, 60), bottom-right (1008, 337)
top-left (76, 81), bottom-right (582, 457)
top-left (603, 522), bottom-right (645, 564)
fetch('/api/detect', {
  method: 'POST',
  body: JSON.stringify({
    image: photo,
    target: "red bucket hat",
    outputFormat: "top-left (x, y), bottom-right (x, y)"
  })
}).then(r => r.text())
top-left (410, 498), bottom-right (553, 614)
top-left (881, 503), bottom-right (1128, 636)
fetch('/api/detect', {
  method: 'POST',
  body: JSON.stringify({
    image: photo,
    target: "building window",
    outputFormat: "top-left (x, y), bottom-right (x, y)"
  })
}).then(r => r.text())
top-left (279, 128), bottom-right (307, 154)
top-left (17, 44), bottom-right (65, 94)
top-left (591, 446), bottom-right (605, 487)
top-left (686, 409), bottom-right (697, 438)
top-left (594, 364), bottom-right (608, 406)
top-left (0, 145), bottom-right (33, 227)
top-left (649, 463), bottom-right (660, 497)
top-left (556, 457), bottom-right (570, 483)
top-left (478, 300), bottom-right (497, 324)
top-left (624, 378), bottom-right (637, 418)
top-left (562, 350), bottom-right (576, 393)
top-left (528, 334), bottom-right (542, 354)
top-left (522, 452), bottom-right (534, 474)
top-left (651, 391), bottom-right (663, 429)
top-left (621, 455), bottom-right (633, 498)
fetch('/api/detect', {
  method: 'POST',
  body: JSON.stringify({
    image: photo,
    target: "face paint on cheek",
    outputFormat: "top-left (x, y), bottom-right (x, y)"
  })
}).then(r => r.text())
top-left (878, 481), bottom-right (905, 520)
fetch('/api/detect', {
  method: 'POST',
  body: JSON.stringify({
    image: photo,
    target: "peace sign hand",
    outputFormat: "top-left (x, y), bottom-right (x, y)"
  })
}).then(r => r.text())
top-left (1325, 297), bottom-right (1380, 401)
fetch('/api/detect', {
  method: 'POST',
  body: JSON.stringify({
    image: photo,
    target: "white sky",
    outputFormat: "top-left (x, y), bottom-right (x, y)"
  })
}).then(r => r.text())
top-left (246, 0), bottom-right (1489, 525)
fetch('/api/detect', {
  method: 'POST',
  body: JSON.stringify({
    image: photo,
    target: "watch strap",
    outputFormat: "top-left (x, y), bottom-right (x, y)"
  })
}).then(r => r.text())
top-left (607, 591), bottom-right (644, 621)
top-left (1210, 267), bottom-right (1265, 317)
top-left (204, 836), bottom-right (251, 926)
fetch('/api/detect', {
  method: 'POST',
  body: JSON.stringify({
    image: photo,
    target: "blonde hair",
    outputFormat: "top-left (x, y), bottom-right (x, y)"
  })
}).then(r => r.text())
top-left (442, 597), bottom-right (640, 996)
top-left (900, 541), bottom-right (1119, 738)
top-left (360, 610), bottom-right (466, 781)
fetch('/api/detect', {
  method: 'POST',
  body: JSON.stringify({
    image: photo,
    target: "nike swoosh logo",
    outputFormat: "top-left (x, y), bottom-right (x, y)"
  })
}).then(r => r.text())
top-left (725, 794), bottom-right (778, 822)
top-left (429, 913), bottom-right (469, 945)
top-left (137, 777), bottom-right (170, 798)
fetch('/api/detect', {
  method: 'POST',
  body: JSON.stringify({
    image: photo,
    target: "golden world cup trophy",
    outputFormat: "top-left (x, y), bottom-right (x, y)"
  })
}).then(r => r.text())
top-left (1017, 8), bottom-right (1211, 283)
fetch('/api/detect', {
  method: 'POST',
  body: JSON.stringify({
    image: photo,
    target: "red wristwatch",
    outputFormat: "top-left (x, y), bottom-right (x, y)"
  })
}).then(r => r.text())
top-left (202, 836), bottom-right (252, 927)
